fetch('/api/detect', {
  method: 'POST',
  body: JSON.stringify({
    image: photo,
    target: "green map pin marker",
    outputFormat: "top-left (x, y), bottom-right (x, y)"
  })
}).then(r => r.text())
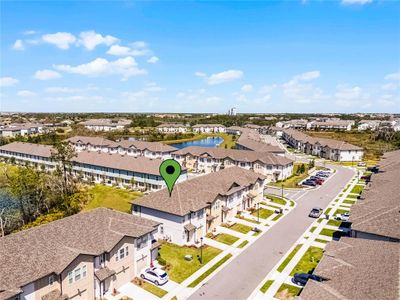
top-left (159, 159), bottom-right (182, 196)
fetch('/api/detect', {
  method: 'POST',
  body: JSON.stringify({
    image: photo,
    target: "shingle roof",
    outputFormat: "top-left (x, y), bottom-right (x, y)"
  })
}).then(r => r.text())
top-left (299, 238), bottom-right (400, 300)
top-left (0, 208), bottom-right (159, 293)
top-left (81, 119), bottom-right (130, 126)
top-left (172, 146), bottom-right (293, 166)
top-left (157, 123), bottom-right (186, 128)
top-left (0, 142), bottom-right (171, 176)
top-left (133, 167), bottom-right (266, 216)
top-left (192, 124), bottom-right (225, 128)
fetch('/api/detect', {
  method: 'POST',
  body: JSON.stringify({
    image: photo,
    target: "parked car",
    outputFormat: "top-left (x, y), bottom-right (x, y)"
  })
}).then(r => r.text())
top-left (302, 180), bottom-right (317, 187)
top-left (309, 207), bottom-right (323, 218)
top-left (367, 166), bottom-right (379, 173)
top-left (316, 172), bottom-right (329, 178)
top-left (314, 179), bottom-right (324, 185)
top-left (357, 162), bottom-right (367, 167)
top-left (335, 212), bottom-right (350, 221)
top-left (141, 267), bottom-right (169, 285)
top-left (292, 273), bottom-right (324, 286)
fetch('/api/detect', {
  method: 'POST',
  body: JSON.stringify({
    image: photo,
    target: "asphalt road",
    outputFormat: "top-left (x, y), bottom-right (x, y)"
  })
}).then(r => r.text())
top-left (188, 165), bottom-right (354, 300)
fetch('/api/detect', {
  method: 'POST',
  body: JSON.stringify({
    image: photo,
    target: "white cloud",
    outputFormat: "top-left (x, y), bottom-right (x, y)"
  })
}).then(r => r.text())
top-left (12, 40), bottom-right (24, 50)
top-left (147, 56), bottom-right (159, 64)
top-left (381, 83), bottom-right (398, 91)
top-left (23, 30), bottom-right (39, 35)
top-left (34, 69), bottom-right (62, 80)
top-left (241, 84), bottom-right (253, 92)
top-left (45, 95), bottom-right (104, 102)
top-left (54, 56), bottom-right (146, 80)
top-left (199, 69), bottom-right (244, 85)
top-left (144, 82), bottom-right (163, 92)
top-left (259, 84), bottom-right (277, 94)
top-left (17, 90), bottom-right (36, 97)
top-left (78, 31), bottom-right (118, 50)
top-left (0, 77), bottom-right (19, 87)
top-left (42, 32), bottom-right (77, 49)
top-left (384, 72), bottom-right (400, 81)
top-left (341, 0), bottom-right (372, 5)
top-left (293, 70), bottom-right (320, 81)
top-left (107, 42), bottom-right (151, 57)
top-left (45, 87), bottom-right (76, 93)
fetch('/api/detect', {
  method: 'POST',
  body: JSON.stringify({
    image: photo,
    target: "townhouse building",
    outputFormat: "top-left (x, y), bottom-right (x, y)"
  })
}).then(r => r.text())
top-left (282, 129), bottom-right (363, 161)
top-left (132, 167), bottom-right (266, 246)
top-left (0, 123), bottom-right (44, 137)
top-left (0, 208), bottom-right (160, 300)
top-left (307, 120), bottom-right (355, 131)
top-left (357, 120), bottom-right (381, 131)
top-left (275, 119), bottom-right (308, 129)
top-left (156, 123), bottom-right (188, 133)
top-left (192, 124), bottom-right (226, 133)
top-left (300, 150), bottom-right (400, 300)
top-left (171, 146), bottom-right (293, 181)
top-left (225, 126), bottom-right (243, 135)
top-left (80, 119), bottom-right (131, 132)
top-left (0, 142), bottom-right (187, 191)
top-left (67, 136), bottom-right (177, 160)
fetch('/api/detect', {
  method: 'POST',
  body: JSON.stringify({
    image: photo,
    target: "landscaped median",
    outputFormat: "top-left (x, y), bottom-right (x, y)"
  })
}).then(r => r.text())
top-left (276, 244), bottom-right (303, 272)
top-left (289, 246), bottom-right (324, 276)
top-left (188, 253), bottom-right (233, 288)
top-left (133, 277), bottom-right (168, 298)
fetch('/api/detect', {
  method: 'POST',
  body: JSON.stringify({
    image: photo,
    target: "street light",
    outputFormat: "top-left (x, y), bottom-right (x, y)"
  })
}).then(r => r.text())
top-left (281, 184), bottom-right (284, 201)
top-left (200, 237), bottom-right (204, 264)
top-left (257, 202), bottom-right (260, 223)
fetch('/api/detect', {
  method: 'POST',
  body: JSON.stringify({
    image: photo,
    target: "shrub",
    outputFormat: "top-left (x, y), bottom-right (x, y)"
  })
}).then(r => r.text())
top-left (157, 255), bottom-right (167, 266)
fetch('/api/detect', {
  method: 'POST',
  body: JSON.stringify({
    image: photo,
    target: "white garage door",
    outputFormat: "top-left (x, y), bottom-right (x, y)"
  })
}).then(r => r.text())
top-left (136, 255), bottom-right (148, 274)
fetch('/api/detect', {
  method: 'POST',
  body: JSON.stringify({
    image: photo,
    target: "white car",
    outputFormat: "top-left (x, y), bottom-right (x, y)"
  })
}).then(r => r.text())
top-left (357, 162), bottom-right (367, 167)
top-left (141, 267), bottom-right (169, 285)
top-left (335, 213), bottom-right (350, 221)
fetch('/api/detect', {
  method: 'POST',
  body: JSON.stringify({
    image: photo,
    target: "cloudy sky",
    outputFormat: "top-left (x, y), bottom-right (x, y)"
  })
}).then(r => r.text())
top-left (1, 0), bottom-right (399, 113)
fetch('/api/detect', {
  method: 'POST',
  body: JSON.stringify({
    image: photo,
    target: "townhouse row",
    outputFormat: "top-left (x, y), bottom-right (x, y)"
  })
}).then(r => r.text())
top-left (301, 150), bottom-right (400, 300)
top-left (80, 119), bottom-right (131, 132)
top-left (276, 119), bottom-right (355, 131)
top-left (67, 136), bottom-right (177, 160)
top-left (171, 146), bottom-right (293, 181)
top-left (282, 128), bottom-right (364, 161)
top-left (132, 166), bottom-right (266, 246)
top-left (0, 123), bottom-right (45, 137)
top-left (0, 208), bottom-right (160, 300)
top-left (0, 142), bottom-right (188, 191)
top-left (156, 123), bottom-right (226, 134)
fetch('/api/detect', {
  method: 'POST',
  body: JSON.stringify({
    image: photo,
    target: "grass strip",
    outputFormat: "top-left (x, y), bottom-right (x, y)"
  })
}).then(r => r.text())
top-left (277, 244), bottom-right (302, 272)
top-left (188, 254), bottom-right (232, 287)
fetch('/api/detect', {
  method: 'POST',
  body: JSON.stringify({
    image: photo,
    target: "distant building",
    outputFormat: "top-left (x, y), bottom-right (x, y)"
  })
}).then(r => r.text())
top-left (0, 123), bottom-right (44, 137)
top-left (357, 120), bottom-right (381, 131)
top-left (307, 119), bottom-right (355, 131)
top-left (81, 119), bottom-right (130, 132)
top-left (275, 119), bottom-right (308, 129)
top-left (227, 107), bottom-right (237, 116)
top-left (192, 124), bottom-right (226, 133)
top-left (156, 123), bottom-right (188, 133)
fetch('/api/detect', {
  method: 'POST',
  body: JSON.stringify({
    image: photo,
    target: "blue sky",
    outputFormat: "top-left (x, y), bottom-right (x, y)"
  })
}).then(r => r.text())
top-left (1, 0), bottom-right (399, 113)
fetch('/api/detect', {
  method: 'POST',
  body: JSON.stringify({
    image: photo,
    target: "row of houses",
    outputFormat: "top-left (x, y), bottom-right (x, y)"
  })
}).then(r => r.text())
top-left (300, 150), bottom-right (400, 300)
top-left (282, 128), bottom-right (364, 161)
top-left (67, 136), bottom-right (177, 160)
top-left (0, 123), bottom-right (45, 137)
top-left (171, 146), bottom-right (293, 181)
top-left (0, 208), bottom-right (161, 300)
top-left (81, 119), bottom-right (131, 132)
top-left (156, 123), bottom-right (264, 134)
top-left (132, 166), bottom-right (266, 245)
top-left (357, 118), bottom-right (400, 131)
top-left (276, 119), bottom-right (355, 131)
top-left (0, 142), bottom-right (188, 191)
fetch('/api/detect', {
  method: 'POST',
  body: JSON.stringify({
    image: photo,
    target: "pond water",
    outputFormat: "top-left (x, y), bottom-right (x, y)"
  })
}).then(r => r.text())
top-left (170, 137), bottom-right (224, 149)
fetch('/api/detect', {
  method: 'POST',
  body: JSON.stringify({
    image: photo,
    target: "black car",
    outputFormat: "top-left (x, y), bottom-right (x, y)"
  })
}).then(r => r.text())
top-left (292, 273), bottom-right (324, 286)
top-left (302, 180), bottom-right (317, 187)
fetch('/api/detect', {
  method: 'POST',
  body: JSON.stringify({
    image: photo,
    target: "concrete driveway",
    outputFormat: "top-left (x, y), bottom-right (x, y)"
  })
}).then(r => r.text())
top-left (188, 165), bottom-right (354, 300)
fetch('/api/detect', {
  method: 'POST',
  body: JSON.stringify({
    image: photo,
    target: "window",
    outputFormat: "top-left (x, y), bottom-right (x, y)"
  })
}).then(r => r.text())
top-left (68, 271), bottom-right (73, 284)
top-left (74, 268), bottom-right (81, 281)
top-left (49, 275), bottom-right (54, 285)
top-left (116, 245), bottom-right (129, 261)
top-left (119, 248), bottom-right (125, 259)
top-left (82, 265), bottom-right (87, 278)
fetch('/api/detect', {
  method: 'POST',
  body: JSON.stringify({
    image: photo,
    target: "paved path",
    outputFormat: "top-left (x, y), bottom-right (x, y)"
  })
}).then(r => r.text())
top-left (188, 165), bottom-right (354, 300)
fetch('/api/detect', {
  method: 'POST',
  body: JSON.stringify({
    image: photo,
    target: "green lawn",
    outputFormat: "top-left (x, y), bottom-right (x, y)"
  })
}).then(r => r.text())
top-left (343, 199), bottom-right (356, 204)
top-left (290, 200), bottom-right (295, 207)
top-left (158, 242), bottom-right (222, 283)
top-left (188, 254), bottom-right (232, 287)
top-left (334, 208), bottom-right (349, 215)
top-left (346, 194), bottom-right (359, 199)
top-left (350, 185), bottom-right (364, 194)
top-left (138, 280), bottom-right (168, 298)
top-left (251, 208), bottom-right (274, 219)
top-left (214, 233), bottom-right (239, 245)
top-left (327, 219), bottom-right (342, 227)
top-left (309, 226), bottom-right (317, 233)
top-left (265, 194), bottom-right (287, 206)
top-left (260, 280), bottom-right (274, 293)
top-left (237, 240), bottom-right (249, 248)
top-left (290, 246), bottom-right (324, 276)
top-left (270, 163), bottom-right (310, 188)
top-left (85, 185), bottom-right (143, 213)
top-left (324, 208), bottom-right (332, 215)
top-left (277, 244), bottom-right (303, 272)
top-left (274, 283), bottom-right (302, 299)
top-left (272, 214), bottom-right (283, 221)
top-left (320, 228), bottom-right (338, 237)
top-left (314, 238), bottom-right (329, 244)
top-left (225, 223), bottom-right (253, 234)
top-left (253, 230), bottom-right (262, 236)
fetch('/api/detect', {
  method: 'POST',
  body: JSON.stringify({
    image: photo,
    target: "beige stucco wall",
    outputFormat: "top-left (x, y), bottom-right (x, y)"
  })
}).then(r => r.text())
top-left (33, 275), bottom-right (61, 300)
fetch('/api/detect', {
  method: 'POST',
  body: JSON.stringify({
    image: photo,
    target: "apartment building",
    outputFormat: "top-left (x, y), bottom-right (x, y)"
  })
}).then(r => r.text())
top-left (275, 119), bottom-right (308, 129)
top-left (225, 126), bottom-right (243, 135)
top-left (67, 136), bottom-right (177, 160)
top-left (0, 208), bottom-right (160, 300)
top-left (81, 119), bottom-right (131, 132)
top-left (300, 150), bottom-right (400, 300)
top-left (171, 146), bottom-right (293, 181)
top-left (156, 123), bottom-right (188, 133)
top-left (0, 123), bottom-right (44, 137)
top-left (282, 129), bottom-right (363, 161)
top-left (357, 120), bottom-right (381, 131)
top-left (307, 120), bottom-right (355, 131)
top-left (132, 167), bottom-right (266, 246)
top-left (192, 124), bottom-right (226, 133)
top-left (0, 142), bottom-right (188, 191)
